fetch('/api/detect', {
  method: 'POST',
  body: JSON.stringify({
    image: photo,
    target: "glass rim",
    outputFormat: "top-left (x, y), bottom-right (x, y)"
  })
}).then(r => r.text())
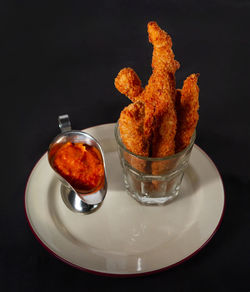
top-left (114, 122), bottom-right (196, 161)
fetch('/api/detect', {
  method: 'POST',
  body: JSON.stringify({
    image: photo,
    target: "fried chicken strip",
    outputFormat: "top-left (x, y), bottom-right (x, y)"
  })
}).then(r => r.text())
top-left (115, 22), bottom-right (179, 160)
top-left (115, 21), bottom-right (200, 195)
top-left (175, 74), bottom-right (200, 153)
top-left (146, 21), bottom-right (179, 158)
top-left (147, 21), bottom-right (180, 103)
top-left (151, 98), bottom-right (177, 158)
top-left (118, 101), bottom-right (149, 172)
top-left (114, 68), bottom-right (143, 103)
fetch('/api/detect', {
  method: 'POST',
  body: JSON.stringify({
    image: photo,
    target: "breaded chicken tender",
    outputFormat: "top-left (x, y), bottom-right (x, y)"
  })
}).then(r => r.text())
top-left (115, 68), bottom-right (143, 102)
top-left (147, 21), bottom-right (180, 104)
top-left (151, 98), bottom-right (177, 158)
top-left (115, 22), bottom-right (179, 159)
top-left (119, 101), bottom-right (148, 156)
top-left (146, 21), bottom-right (179, 158)
top-left (119, 101), bottom-right (148, 172)
top-left (175, 74), bottom-right (200, 153)
top-left (115, 21), bottom-right (200, 179)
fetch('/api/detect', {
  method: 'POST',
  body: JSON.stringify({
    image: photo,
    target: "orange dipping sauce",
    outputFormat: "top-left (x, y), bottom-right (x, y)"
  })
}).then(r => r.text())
top-left (51, 142), bottom-right (105, 193)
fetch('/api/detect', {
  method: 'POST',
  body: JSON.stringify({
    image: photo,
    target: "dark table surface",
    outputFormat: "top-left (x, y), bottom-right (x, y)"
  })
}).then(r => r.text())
top-left (2, 0), bottom-right (250, 291)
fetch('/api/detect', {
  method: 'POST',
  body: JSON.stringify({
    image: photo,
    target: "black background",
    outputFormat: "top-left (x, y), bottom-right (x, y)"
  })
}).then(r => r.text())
top-left (2, 0), bottom-right (250, 291)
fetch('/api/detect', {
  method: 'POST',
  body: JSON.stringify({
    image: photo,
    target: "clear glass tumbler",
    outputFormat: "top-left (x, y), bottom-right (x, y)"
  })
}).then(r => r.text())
top-left (114, 123), bottom-right (196, 205)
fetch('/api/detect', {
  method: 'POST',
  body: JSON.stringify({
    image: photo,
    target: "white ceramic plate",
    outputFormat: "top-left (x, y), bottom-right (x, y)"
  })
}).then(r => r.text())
top-left (25, 123), bottom-right (224, 276)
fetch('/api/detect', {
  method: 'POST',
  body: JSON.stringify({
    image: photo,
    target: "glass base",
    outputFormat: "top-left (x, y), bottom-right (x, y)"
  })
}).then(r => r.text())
top-left (115, 122), bottom-right (195, 206)
top-left (123, 174), bottom-right (182, 206)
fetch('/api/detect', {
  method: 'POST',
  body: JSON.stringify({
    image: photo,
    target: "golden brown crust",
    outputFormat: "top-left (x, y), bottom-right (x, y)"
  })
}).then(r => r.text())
top-left (114, 68), bottom-right (143, 102)
top-left (115, 22), bottom-right (180, 159)
top-left (175, 74), bottom-right (200, 152)
top-left (119, 101), bottom-right (149, 173)
top-left (151, 99), bottom-right (177, 157)
top-left (146, 22), bottom-right (178, 158)
top-left (115, 21), bottom-right (199, 166)
top-left (147, 21), bottom-right (180, 103)
top-left (119, 101), bottom-right (149, 157)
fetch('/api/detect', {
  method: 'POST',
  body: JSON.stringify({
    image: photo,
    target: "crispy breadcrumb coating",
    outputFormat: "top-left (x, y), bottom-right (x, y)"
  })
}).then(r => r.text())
top-left (175, 74), bottom-right (200, 152)
top-left (115, 21), bottom-right (199, 172)
top-left (119, 101), bottom-right (148, 172)
top-left (114, 68), bottom-right (143, 102)
top-left (147, 21), bottom-right (180, 103)
top-left (146, 21), bottom-right (178, 157)
top-left (119, 101), bottom-right (149, 157)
